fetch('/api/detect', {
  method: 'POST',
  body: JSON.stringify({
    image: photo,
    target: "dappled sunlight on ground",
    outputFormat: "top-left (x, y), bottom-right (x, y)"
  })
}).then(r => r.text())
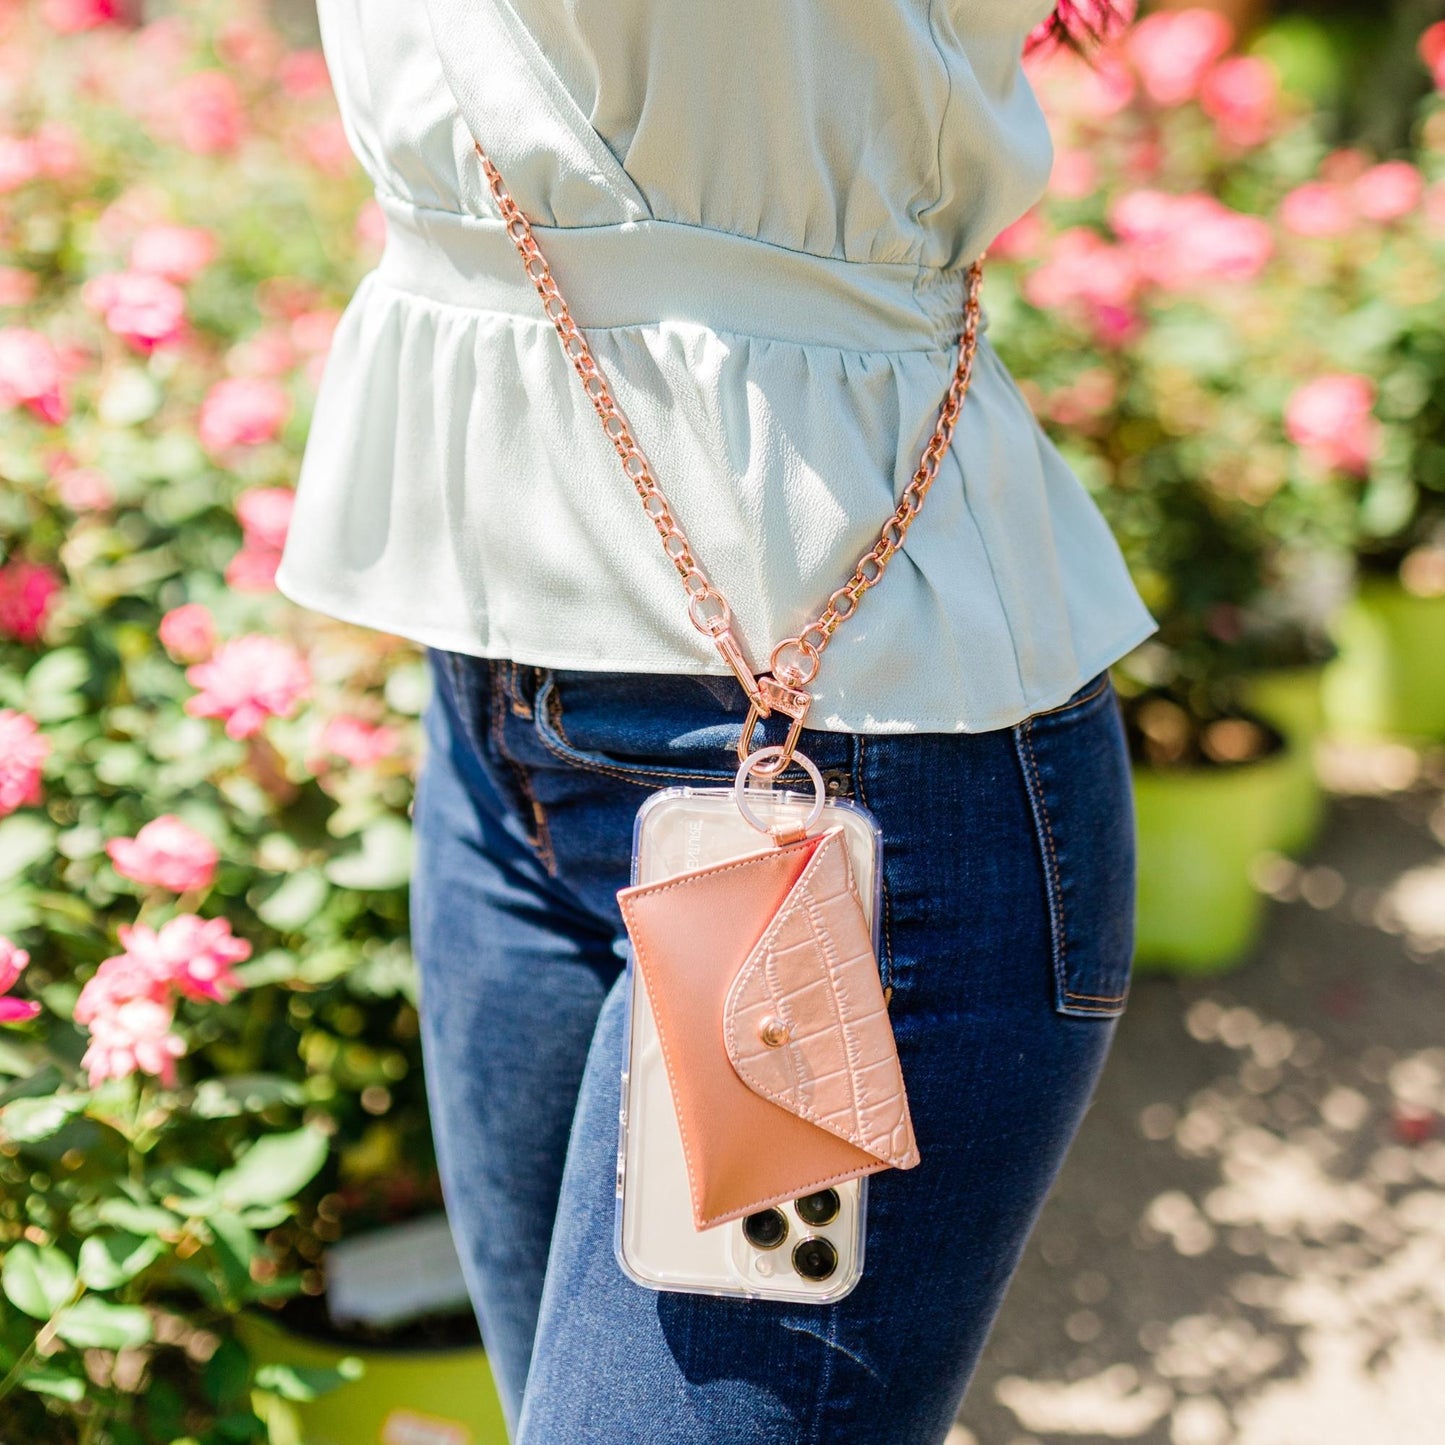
top-left (958, 760), bottom-right (1445, 1444)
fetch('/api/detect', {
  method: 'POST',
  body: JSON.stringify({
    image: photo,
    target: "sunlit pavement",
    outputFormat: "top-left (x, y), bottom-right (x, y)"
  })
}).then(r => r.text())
top-left (955, 748), bottom-right (1445, 1445)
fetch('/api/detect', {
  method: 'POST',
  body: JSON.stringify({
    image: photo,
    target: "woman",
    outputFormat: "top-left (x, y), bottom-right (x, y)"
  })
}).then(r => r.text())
top-left (276, 0), bottom-right (1153, 1439)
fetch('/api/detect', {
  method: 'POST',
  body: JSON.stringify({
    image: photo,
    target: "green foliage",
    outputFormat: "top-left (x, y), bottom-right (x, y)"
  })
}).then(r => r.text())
top-left (0, 3), bottom-right (437, 1439)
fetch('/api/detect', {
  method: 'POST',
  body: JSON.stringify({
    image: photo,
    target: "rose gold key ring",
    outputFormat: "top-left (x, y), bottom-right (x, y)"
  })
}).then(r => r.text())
top-left (475, 142), bottom-right (984, 779)
top-left (733, 747), bottom-right (826, 839)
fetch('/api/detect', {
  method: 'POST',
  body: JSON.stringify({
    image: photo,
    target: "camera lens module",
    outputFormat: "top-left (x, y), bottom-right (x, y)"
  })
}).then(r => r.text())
top-left (791, 1235), bottom-right (838, 1282)
top-left (793, 1188), bottom-right (840, 1227)
top-left (742, 1208), bottom-right (788, 1250)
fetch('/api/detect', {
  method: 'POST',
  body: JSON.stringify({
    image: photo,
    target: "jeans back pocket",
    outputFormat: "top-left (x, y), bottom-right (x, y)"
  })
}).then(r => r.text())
top-left (1013, 675), bottom-right (1136, 1019)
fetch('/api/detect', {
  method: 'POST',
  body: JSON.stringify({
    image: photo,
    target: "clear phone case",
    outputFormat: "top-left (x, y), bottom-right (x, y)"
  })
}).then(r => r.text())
top-left (614, 783), bottom-right (884, 1304)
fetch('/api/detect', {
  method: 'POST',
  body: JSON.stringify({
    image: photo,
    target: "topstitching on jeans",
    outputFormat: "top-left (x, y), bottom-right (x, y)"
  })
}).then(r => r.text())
top-left (1013, 717), bottom-right (1127, 1013)
top-left (487, 661), bottom-right (557, 875)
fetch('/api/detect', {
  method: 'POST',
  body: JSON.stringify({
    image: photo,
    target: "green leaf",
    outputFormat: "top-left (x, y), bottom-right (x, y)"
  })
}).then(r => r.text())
top-left (202, 1336), bottom-right (252, 1411)
top-left (212, 1128), bottom-right (329, 1211)
top-left (53, 1297), bottom-right (153, 1349)
top-left (78, 1232), bottom-right (164, 1290)
top-left (21, 1369), bottom-right (86, 1401)
top-left (323, 817), bottom-right (413, 891)
top-left (0, 815), bottom-right (57, 886)
top-left (206, 1213), bottom-right (257, 1304)
top-left (0, 1038), bottom-right (36, 1076)
top-left (98, 368), bottom-right (161, 427)
top-left (1, 1094), bottom-right (89, 1145)
top-left (192, 1075), bottom-right (305, 1120)
top-left (96, 1199), bottom-right (182, 1235)
top-left (23, 648), bottom-right (93, 722)
top-left (253, 1357), bottom-right (364, 1402)
top-left (254, 871), bottom-right (329, 931)
top-left (2, 1242), bottom-right (77, 1319)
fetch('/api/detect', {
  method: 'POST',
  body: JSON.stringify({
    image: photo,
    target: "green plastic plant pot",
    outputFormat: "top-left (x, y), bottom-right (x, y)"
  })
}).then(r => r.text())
top-left (1238, 665), bottom-right (1327, 858)
top-left (1324, 579), bottom-right (1445, 742)
top-left (1132, 746), bottom-right (1298, 975)
top-left (238, 1311), bottom-right (508, 1445)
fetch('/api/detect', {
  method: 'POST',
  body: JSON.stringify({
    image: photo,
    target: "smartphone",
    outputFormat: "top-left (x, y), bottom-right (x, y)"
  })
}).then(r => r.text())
top-left (614, 782), bottom-right (884, 1304)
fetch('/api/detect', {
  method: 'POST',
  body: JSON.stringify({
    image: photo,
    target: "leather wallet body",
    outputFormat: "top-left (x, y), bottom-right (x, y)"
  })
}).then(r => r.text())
top-left (618, 826), bottom-right (919, 1230)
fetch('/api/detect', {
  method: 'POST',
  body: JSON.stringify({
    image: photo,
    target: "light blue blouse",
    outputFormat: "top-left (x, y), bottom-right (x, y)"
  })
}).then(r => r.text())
top-left (275, 0), bottom-right (1155, 733)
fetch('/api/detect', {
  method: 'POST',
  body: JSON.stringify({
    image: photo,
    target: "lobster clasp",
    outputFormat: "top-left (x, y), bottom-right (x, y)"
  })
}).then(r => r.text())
top-left (736, 674), bottom-right (812, 776)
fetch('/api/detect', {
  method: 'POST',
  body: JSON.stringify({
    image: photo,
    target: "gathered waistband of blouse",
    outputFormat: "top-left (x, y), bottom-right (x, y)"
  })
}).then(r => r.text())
top-left (373, 192), bottom-right (981, 354)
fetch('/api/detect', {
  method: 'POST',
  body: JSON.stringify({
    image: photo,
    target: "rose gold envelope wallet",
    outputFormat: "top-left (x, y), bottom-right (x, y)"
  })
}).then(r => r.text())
top-left (617, 825), bottom-right (920, 1231)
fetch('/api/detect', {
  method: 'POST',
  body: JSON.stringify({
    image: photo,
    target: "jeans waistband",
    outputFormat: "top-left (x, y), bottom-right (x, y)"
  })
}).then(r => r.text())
top-left (374, 193), bottom-right (978, 353)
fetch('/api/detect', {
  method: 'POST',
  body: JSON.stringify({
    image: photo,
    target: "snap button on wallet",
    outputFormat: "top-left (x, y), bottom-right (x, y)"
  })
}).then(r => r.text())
top-left (618, 827), bottom-right (920, 1230)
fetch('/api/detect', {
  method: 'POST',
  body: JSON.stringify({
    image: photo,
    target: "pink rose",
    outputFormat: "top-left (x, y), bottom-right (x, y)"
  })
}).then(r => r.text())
top-left (291, 310), bottom-right (340, 356)
top-left (82, 270), bottom-right (186, 351)
top-left (235, 487), bottom-right (295, 552)
top-left (198, 377), bottom-right (290, 455)
top-left (1199, 56), bottom-right (1279, 149)
top-left (40, 0), bottom-right (118, 32)
top-left (1027, 49), bottom-right (1136, 125)
top-left (130, 225), bottom-right (217, 284)
top-left (0, 561), bottom-right (61, 644)
top-left (74, 950), bottom-right (182, 1087)
top-left (278, 50), bottom-right (331, 99)
top-left (33, 124), bottom-right (82, 181)
top-left (115, 915), bottom-right (250, 1004)
top-left (225, 487), bottom-right (295, 593)
top-left (158, 603), bottom-right (216, 663)
top-left (185, 634), bottom-right (310, 739)
top-left (0, 711), bottom-right (49, 818)
top-left (227, 328), bottom-right (296, 378)
top-left (1025, 0), bottom-right (1136, 61)
top-left (990, 210), bottom-right (1044, 262)
top-left (1353, 162), bottom-right (1424, 224)
top-left (0, 939), bottom-right (40, 1025)
top-left (315, 715), bottom-right (401, 769)
top-left (1127, 11), bottom-right (1234, 107)
top-left (1427, 181), bottom-right (1445, 235)
top-left (106, 815), bottom-right (220, 893)
top-left (1111, 190), bottom-right (1272, 289)
top-left (355, 200), bottom-right (387, 253)
top-left (1279, 181), bottom-right (1355, 238)
top-left (1422, 22), bottom-right (1445, 87)
top-left (80, 995), bottom-right (185, 1087)
top-left (75, 914), bottom-right (251, 1084)
top-left (224, 547), bottom-right (281, 592)
top-left (0, 268), bottom-right (37, 307)
top-left (1024, 229), bottom-right (1141, 347)
top-left (1285, 374), bottom-right (1380, 477)
top-left (0, 137), bottom-right (40, 193)
top-left (169, 72), bottom-right (246, 155)
top-left (302, 118), bottom-right (354, 177)
top-left (54, 465), bottom-right (114, 511)
top-left (216, 19), bottom-right (283, 78)
top-left (0, 328), bottom-right (67, 424)
top-left (1051, 148), bottom-right (1099, 201)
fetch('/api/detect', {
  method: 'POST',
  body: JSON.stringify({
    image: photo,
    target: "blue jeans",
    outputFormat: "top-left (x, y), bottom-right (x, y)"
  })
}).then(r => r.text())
top-left (411, 651), bottom-right (1136, 1443)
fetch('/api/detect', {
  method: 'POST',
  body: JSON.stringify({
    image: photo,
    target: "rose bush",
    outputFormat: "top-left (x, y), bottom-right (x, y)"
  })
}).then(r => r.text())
top-left (0, 3), bottom-right (440, 1440)
top-left (2, 1), bottom-right (1443, 1439)
top-left (997, 11), bottom-right (1445, 751)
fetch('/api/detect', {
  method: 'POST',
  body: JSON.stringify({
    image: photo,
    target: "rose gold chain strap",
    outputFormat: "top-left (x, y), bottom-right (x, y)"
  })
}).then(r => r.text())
top-left (477, 143), bottom-right (984, 774)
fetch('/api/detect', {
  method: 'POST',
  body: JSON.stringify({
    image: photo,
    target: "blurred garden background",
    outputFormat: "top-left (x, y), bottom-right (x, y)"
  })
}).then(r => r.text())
top-left (0, 1), bottom-right (1443, 1441)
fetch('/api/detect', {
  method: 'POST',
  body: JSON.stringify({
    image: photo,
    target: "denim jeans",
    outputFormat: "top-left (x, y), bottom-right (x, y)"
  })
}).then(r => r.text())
top-left (410, 650), bottom-right (1136, 1444)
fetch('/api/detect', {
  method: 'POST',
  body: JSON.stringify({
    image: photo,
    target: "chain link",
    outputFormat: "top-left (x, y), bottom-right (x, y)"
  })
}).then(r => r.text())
top-left (477, 143), bottom-right (983, 705)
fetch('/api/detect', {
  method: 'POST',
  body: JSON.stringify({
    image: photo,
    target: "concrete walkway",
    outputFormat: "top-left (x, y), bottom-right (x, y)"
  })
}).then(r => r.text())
top-left (954, 750), bottom-right (1445, 1445)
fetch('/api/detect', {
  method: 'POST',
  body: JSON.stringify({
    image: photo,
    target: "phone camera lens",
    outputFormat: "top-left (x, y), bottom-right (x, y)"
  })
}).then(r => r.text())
top-left (794, 1188), bottom-right (840, 1227)
top-left (791, 1236), bottom-right (838, 1282)
top-left (742, 1208), bottom-right (788, 1251)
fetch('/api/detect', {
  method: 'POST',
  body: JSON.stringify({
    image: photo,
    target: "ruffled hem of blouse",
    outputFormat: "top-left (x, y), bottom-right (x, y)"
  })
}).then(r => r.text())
top-left (279, 263), bottom-right (1155, 734)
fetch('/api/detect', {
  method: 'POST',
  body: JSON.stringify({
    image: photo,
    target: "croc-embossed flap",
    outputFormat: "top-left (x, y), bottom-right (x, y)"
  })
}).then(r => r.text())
top-left (618, 826), bottom-right (918, 1231)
